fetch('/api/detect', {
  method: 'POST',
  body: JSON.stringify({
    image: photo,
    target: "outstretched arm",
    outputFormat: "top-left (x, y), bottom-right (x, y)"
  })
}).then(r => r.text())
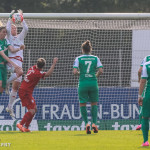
top-left (45, 57), bottom-right (58, 77)
top-left (0, 51), bottom-right (20, 70)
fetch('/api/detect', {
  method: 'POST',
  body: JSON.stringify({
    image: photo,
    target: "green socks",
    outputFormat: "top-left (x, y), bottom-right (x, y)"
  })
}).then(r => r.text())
top-left (80, 106), bottom-right (88, 124)
top-left (142, 118), bottom-right (149, 143)
top-left (139, 106), bottom-right (142, 124)
top-left (91, 105), bottom-right (98, 125)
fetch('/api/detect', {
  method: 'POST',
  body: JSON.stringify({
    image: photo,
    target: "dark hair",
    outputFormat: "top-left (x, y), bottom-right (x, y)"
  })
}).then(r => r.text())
top-left (81, 40), bottom-right (92, 54)
top-left (37, 58), bottom-right (46, 69)
top-left (0, 26), bottom-right (6, 32)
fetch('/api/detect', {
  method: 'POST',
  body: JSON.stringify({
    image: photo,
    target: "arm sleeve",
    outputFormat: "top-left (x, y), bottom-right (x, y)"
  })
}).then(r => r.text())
top-left (6, 19), bottom-right (12, 39)
top-left (39, 71), bottom-right (46, 79)
top-left (140, 57), bottom-right (146, 67)
top-left (18, 20), bottom-right (28, 41)
top-left (6, 39), bottom-right (11, 47)
top-left (73, 57), bottom-right (79, 68)
top-left (141, 64), bottom-right (148, 79)
top-left (97, 57), bottom-right (103, 68)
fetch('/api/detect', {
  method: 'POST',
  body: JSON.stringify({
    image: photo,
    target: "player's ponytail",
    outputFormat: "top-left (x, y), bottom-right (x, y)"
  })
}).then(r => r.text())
top-left (82, 40), bottom-right (92, 54)
top-left (37, 58), bottom-right (46, 69)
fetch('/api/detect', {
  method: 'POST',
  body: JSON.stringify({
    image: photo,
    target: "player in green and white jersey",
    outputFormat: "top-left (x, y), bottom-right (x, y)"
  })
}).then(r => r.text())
top-left (138, 61), bottom-right (150, 146)
top-left (136, 55), bottom-right (150, 130)
top-left (0, 26), bottom-right (23, 95)
top-left (73, 40), bottom-right (103, 134)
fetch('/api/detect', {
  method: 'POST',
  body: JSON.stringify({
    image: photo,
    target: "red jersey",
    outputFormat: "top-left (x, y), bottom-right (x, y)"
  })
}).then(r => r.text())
top-left (20, 65), bottom-right (46, 93)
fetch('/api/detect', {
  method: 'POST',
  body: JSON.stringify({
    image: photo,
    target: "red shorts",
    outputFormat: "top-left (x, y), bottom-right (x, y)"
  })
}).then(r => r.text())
top-left (18, 88), bottom-right (36, 110)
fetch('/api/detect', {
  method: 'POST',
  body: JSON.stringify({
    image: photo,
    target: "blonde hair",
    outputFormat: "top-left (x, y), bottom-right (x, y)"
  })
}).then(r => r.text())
top-left (0, 21), bottom-right (3, 27)
top-left (37, 58), bottom-right (46, 69)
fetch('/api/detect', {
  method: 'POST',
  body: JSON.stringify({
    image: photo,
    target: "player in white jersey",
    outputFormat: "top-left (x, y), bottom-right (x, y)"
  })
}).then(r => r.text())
top-left (6, 10), bottom-right (28, 118)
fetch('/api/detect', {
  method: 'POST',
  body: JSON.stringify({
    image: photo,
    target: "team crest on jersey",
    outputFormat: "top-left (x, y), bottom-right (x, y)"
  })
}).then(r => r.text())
top-left (40, 71), bottom-right (44, 74)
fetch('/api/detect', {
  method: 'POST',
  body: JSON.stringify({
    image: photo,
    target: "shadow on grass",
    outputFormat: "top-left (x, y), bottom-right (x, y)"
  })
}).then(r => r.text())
top-left (137, 146), bottom-right (150, 149)
top-left (0, 131), bottom-right (36, 134)
top-left (74, 134), bottom-right (97, 136)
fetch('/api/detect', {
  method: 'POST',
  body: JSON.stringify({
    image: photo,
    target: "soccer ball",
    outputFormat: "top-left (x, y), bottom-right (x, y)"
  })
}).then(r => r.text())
top-left (12, 13), bottom-right (23, 24)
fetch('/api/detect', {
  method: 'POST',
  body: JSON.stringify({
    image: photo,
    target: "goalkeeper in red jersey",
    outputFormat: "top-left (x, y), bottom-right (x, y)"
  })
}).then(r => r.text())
top-left (17, 57), bottom-right (58, 132)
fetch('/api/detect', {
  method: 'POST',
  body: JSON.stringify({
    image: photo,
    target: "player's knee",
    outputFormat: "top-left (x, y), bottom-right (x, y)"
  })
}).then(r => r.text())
top-left (17, 70), bottom-right (23, 77)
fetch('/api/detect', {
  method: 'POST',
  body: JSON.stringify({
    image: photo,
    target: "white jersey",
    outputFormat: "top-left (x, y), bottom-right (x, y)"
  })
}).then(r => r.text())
top-left (6, 19), bottom-right (28, 62)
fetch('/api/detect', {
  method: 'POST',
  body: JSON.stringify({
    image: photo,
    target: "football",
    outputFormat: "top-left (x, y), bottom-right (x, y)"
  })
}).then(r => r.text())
top-left (12, 13), bottom-right (23, 24)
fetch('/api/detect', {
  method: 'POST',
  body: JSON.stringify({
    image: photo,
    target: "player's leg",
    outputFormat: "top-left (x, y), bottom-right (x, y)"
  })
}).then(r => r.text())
top-left (141, 94), bottom-right (150, 146)
top-left (0, 67), bottom-right (7, 95)
top-left (17, 90), bottom-right (36, 132)
top-left (136, 106), bottom-right (142, 130)
top-left (6, 62), bottom-right (23, 94)
top-left (141, 117), bottom-right (149, 146)
top-left (0, 69), bottom-right (4, 95)
top-left (6, 80), bottom-right (21, 118)
top-left (78, 84), bottom-right (91, 134)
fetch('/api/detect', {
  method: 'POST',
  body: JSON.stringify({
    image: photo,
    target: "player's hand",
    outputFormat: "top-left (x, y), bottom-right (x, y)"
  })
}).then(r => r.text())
top-left (17, 9), bottom-right (23, 15)
top-left (10, 10), bottom-right (15, 19)
top-left (20, 45), bottom-right (25, 50)
top-left (138, 97), bottom-right (143, 106)
top-left (53, 57), bottom-right (58, 64)
top-left (14, 65), bottom-right (22, 72)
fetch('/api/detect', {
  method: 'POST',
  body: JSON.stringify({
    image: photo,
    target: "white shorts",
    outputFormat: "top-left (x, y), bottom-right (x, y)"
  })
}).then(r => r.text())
top-left (7, 58), bottom-right (23, 83)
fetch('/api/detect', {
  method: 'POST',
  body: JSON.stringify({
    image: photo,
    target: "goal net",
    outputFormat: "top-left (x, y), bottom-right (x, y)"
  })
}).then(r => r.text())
top-left (0, 13), bottom-right (148, 131)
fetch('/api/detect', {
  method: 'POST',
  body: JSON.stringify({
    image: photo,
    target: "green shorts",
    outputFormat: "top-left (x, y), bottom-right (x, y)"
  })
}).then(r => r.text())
top-left (142, 88), bottom-right (150, 118)
top-left (78, 80), bottom-right (99, 103)
top-left (0, 66), bottom-right (7, 88)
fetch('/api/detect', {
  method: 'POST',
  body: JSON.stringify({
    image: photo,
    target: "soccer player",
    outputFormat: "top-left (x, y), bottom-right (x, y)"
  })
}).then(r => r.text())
top-left (73, 40), bottom-right (103, 134)
top-left (17, 57), bottom-right (58, 132)
top-left (5, 10), bottom-right (28, 118)
top-left (138, 60), bottom-right (150, 146)
top-left (0, 26), bottom-right (24, 95)
top-left (136, 55), bottom-right (150, 130)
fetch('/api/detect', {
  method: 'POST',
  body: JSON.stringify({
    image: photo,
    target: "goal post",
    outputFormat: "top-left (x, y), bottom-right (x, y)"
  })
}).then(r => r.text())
top-left (0, 13), bottom-right (149, 131)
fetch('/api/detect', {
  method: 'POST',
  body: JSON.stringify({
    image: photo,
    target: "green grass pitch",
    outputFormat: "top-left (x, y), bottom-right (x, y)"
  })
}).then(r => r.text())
top-left (0, 131), bottom-right (145, 150)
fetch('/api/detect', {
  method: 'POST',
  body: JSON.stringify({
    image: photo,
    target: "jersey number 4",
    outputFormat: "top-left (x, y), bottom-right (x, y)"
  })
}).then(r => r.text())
top-left (85, 61), bottom-right (92, 73)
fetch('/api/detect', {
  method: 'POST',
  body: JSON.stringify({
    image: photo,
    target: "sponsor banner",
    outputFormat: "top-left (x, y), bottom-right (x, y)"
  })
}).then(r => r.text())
top-left (0, 87), bottom-right (139, 130)
top-left (0, 120), bottom-right (139, 131)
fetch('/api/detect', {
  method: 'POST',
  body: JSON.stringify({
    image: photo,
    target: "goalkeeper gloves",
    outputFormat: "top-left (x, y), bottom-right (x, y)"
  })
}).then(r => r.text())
top-left (17, 9), bottom-right (23, 15)
top-left (9, 10), bottom-right (15, 19)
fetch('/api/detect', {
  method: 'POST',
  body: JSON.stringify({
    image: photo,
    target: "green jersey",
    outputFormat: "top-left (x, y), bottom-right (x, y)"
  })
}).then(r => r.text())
top-left (140, 55), bottom-right (150, 67)
top-left (141, 61), bottom-right (150, 84)
top-left (73, 55), bottom-right (103, 81)
top-left (0, 39), bottom-right (10, 63)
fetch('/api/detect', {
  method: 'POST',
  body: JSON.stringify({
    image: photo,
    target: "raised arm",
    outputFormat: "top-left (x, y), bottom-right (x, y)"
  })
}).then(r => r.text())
top-left (19, 20), bottom-right (28, 41)
top-left (44, 57), bottom-right (58, 77)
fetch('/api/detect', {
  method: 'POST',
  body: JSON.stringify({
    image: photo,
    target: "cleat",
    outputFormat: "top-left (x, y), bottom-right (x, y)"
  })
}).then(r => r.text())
top-left (24, 128), bottom-right (31, 132)
top-left (141, 141), bottom-right (149, 147)
top-left (5, 84), bottom-right (10, 95)
top-left (86, 124), bottom-right (91, 134)
top-left (136, 124), bottom-right (141, 130)
top-left (6, 106), bottom-right (15, 118)
top-left (92, 124), bottom-right (98, 133)
top-left (16, 123), bottom-right (25, 132)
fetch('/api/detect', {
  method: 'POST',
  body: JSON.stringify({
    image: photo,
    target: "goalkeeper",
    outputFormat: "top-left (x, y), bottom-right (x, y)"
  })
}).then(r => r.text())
top-left (0, 26), bottom-right (23, 95)
top-left (5, 10), bottom-right (28, 118)
top-left (73, 40), bottom-right (103, 134)
top-left (17, 57), bottom-right (58, 132)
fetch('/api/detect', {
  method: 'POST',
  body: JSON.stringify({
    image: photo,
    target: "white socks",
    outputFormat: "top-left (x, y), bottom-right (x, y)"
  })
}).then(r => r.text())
top-left (8, 90), bottom-right (17, 109)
